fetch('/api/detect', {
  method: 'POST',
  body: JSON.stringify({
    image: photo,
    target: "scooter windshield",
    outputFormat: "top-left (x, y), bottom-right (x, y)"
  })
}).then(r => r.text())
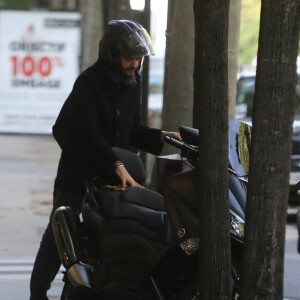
top-left (179, 120), bottom-right (251, 176)
top-left (229, 119), bottom-right (251, 177)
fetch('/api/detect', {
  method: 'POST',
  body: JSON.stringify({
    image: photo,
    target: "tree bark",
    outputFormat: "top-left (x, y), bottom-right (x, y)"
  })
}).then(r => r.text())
top-left (242, 1), bottom-right (300, 299)
top-left (48, 0), bottom-right (63, 9)
top-left (79, 0), bottom-right (105, 71)
top-left (163, 0), bottom-right (175, 101)
top-left (161, 0), bottom-right (194, 156)
top-left (161, 0), bottom-right (240, 149)
top-left (150, 0), bottom-right (194, 190)
top-left (193, 0), bottom-right (231, 299)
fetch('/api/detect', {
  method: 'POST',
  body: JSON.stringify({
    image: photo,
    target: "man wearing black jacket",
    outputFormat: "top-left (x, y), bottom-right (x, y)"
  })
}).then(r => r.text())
top-left (29, 20), bottom-right (181, 300)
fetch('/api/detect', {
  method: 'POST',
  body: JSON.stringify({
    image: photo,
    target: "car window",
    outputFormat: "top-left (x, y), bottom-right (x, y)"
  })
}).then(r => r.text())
top-left (236, 72), bottom-right (300, 120)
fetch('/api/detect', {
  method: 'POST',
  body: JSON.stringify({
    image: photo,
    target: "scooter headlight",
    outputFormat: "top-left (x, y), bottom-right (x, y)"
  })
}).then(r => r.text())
top-left (230, 209), bottom-right (245, 239)
top-left (179, 210), bottom-right (244, 256)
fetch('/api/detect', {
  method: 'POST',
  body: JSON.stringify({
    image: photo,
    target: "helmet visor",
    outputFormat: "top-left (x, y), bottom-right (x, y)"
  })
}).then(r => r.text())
top-left (125, 27), bottom-right (155, 56)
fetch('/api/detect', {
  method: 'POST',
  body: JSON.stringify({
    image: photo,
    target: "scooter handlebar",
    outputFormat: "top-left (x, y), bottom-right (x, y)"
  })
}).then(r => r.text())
top-left (163, 135), bottom-right (185, 149)
top-left (164, 135), bottom-right (198, 165)
top-left (164, 135), bottom-right (241, 178)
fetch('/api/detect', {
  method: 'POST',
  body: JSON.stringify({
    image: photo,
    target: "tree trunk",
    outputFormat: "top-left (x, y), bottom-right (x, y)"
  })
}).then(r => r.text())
top-left (161, 0), bottom-right (195, 155)
top-left (193, 0), bottom-right (231, 299)
top-left (228, 0), bottom-right (241, 119)
top-left (48, 0), bottom-right (63, 9)
top-left (241, 1), bottom-right (300, 299)
top-left (150, 0), bottom-right (194, 190)
top-left (162, 0), bottom-right (241, 138)
top-left (79, 0), bottom-right (105, 71)
top-left (163, 0), bottom-right (175, 100)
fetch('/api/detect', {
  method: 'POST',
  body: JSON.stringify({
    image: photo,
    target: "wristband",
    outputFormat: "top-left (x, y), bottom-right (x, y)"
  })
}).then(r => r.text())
top-left (112, 160), bottom-right (124, 171)
top-left (114, 163), bottom-right (124, 170)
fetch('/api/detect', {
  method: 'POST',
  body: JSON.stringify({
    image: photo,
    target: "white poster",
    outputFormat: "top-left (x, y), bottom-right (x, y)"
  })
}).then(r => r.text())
top-left (0, 10), bottom-right (81, 134)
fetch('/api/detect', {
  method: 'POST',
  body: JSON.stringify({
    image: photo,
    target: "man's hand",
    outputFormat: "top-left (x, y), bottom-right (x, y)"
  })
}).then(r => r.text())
top-left (114, 164), bottom-right (141, 190)
top-left (161, 131), bottom-right (183, 143)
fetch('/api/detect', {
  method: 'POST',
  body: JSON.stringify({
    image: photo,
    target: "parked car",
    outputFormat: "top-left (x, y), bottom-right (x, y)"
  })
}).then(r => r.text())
top-left (236, 68), bottom-right (300, 122)
top-left (236, 67), bottom-right (300, 205)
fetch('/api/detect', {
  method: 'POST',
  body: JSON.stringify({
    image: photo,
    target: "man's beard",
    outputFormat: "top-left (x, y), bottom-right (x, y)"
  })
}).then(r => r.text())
top-left (107, 67), bottom-right (139, 87)
top-left (124, 68), bottom-right (136, 77)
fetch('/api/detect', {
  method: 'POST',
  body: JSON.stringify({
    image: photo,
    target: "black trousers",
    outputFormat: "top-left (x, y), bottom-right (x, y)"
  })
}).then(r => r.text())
top-left (29, 189), bottom-right (83, 300)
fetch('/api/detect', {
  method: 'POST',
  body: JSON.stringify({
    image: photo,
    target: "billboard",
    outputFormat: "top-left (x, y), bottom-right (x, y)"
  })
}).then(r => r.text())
top-left (0, 10), bottom-right (81, 134)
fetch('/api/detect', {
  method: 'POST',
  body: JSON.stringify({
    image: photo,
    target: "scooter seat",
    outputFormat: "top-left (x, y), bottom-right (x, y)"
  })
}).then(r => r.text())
top-left (97, 187), bottom-right (167, 230)
top-left (82, 186), bottom-right (172, 247)
top-left (120, 187), bottom-right (165, 211)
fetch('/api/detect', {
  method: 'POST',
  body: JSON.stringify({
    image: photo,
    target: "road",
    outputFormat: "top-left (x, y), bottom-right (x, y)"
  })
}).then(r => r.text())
top-left (0, 134), bottom-right (299, 299)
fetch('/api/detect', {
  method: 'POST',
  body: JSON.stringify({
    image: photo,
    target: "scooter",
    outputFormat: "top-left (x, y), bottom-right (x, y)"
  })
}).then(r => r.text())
top-left (52, 119), bottom-right (250, 299)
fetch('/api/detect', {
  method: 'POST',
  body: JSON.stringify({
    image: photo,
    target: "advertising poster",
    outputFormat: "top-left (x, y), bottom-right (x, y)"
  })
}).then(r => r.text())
top-left (0, 10), bottom-right (81, 134)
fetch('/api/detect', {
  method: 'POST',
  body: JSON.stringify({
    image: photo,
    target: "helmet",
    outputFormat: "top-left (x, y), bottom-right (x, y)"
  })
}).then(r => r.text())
top-left (98, 20), bottom-right (154, 69)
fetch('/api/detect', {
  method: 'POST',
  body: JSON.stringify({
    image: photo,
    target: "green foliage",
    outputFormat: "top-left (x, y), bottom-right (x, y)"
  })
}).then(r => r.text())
top-left (239, 0), bottom-right (300, 64)
top-left (239, 0), bottom-right (261, 64)
top-left (0, 0), bottom-right (38, 8)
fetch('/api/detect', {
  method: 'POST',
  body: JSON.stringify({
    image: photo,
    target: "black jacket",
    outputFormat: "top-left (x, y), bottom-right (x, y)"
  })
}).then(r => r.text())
top-left (53, 60), bottom-right (163, 195)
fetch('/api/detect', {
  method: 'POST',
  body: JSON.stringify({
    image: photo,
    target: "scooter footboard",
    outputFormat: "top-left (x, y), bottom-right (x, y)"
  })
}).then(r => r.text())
top-left (52, 206), bottom-right (94, 288)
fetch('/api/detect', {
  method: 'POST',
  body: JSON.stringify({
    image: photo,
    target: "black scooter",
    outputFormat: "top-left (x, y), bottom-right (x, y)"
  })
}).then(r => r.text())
top-left (52, 119), bottom-right (250, 299)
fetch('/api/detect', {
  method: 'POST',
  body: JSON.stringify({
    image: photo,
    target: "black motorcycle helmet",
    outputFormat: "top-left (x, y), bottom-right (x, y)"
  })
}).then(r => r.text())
top-left (98, 20), bottom-right (154, 70)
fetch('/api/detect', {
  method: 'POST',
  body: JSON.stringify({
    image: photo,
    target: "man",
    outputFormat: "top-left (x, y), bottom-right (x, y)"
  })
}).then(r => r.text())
top-left (29, 20), bottom-right (181, 300)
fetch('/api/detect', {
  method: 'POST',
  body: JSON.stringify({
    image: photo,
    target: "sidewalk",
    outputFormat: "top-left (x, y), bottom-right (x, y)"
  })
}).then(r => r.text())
top-left (0, 134), bottom-right (62, 299)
